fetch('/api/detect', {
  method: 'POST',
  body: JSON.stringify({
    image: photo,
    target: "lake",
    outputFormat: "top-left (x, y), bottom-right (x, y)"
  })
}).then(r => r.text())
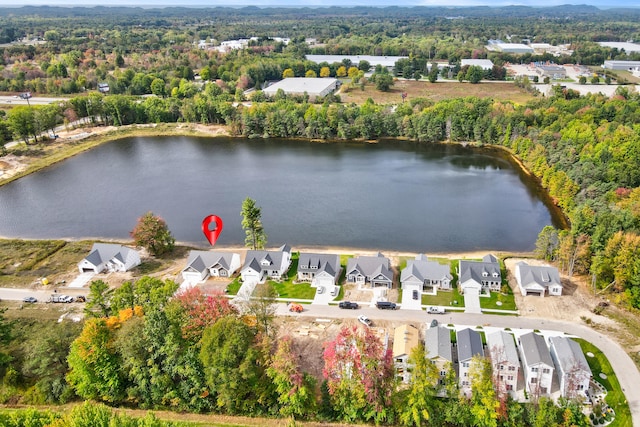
top-left (0, 136), bottom-right (563, 252)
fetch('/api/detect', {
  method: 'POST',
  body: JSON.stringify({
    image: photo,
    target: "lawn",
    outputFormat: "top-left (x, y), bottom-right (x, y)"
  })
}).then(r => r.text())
top-left (479, 290), bottom-right (517, 311)
top-left (574, 338), bottom-right (632, 427)
top-left (423, 287), bottom-right (464, 308)
top-left (339, 80), bottom-right (536, 105)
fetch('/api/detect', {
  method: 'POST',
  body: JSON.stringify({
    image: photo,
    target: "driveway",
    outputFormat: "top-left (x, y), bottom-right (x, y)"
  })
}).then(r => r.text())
top-left (67, 272), bottom-right (95, 288)
top-left (400, 286), bottom-right (423, 310)
top-left (312, 285), bottom-right (338, 305)
top-left (463, 288), bottom-right (481, 313)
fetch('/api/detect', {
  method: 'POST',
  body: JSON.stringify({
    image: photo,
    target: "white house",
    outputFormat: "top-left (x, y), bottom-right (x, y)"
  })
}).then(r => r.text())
top-left (181, 250), bottom-right (241, 283)
top-left (458, 254), bottom-right (501, 295)
top-left (401, 254), bottom-right (453, 294)
top-left (515, 261), bottom-right (562, 297)
top-left (549, 336), bottom-right (592, 400)
top-left (392, 324), bottom-right (420, 383)
top-left (487, 331), bottom-right (521, 397)
top-left (78, 243), bottom-right (140, 274)
top-left (297, 252), bottom-right (341, 288)
top-left (240, 244), bottom-right (292, 285)
top-left (457, 328), bottom-right (484, 395)
top-left (518, 332), bottom-right (555, 397)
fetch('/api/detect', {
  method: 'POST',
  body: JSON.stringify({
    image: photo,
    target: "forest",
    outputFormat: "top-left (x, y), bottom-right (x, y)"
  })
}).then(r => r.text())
top-left (0, 4), bottom-right (640, 426)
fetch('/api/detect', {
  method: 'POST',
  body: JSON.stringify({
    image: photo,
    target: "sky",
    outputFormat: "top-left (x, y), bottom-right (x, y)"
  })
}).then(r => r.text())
top-left (1, 0), bottom-right (637, 8)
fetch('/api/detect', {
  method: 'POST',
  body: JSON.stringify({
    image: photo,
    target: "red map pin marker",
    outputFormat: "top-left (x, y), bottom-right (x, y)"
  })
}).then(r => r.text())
top-left (202, 215), bottom-right (224, 246)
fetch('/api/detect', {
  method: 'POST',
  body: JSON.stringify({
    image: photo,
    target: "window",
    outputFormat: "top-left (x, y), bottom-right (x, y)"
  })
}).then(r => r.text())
top-left (543, 368), bottom-right (550, 374)
top-left (531, 367), bottom-right (538, 373)
top-left (508, 366), bottom-right (515, 371)
top-left (464, 372), bottom-right (468, 377)
top-left (499, 365), bottom-right (504, 370)
top-left (462, 381), bottom-right (469, 386)
top-left (531, 378), bottom-right (538, 384)
top-left (507, 376), bottom-right (514, 381)
top-left (506, 384), bottom-right (513, 391)
top-left (440, 370), bottom-right (446, 376)
top-left (462, 362), bottom-right (469, 368)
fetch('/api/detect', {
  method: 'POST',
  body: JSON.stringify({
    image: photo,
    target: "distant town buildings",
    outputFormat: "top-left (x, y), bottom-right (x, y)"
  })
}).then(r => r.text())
top-left (263, 78), bottom-right (340, 100)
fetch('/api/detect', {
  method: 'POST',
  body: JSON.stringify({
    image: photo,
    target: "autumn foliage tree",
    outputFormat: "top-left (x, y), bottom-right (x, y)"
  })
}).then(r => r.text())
top-left (174, 287), bottom-right (238, 342)
top-left (130, 211), bottom-right (175, 256)
top-left (322, 324), bottom-right (395, 423)
top-left (267, 335), bottom-right (317, 419)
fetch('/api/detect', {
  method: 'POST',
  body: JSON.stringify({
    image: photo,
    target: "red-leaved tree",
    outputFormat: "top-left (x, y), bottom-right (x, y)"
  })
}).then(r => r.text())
top-left (174, 287), bottom-right (238, 342)
top-left (322, 324), bottom-right (395, 423)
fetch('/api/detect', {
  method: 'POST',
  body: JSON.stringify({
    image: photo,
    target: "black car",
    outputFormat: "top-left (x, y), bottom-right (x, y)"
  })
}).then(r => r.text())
top-left (339, 301), bottom-right (359, 309)
top-left (376, 301), bottom-right (397, 310)
top-left (412, 290), bottom-right (419, 300)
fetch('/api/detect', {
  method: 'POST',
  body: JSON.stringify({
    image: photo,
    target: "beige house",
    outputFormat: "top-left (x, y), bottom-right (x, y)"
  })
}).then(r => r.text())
top-left (393, 324), bottom-right (420, 383)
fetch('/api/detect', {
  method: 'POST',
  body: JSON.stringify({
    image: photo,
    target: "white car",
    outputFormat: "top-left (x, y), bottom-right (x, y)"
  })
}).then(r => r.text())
top-left (316, 286), bottom-right (325, 294)
top-left (358, 315), bottom-right (372, 326)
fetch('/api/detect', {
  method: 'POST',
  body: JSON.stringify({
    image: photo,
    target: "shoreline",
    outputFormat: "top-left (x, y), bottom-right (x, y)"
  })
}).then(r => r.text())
top-left (0, 235), bottom-right (533, 261)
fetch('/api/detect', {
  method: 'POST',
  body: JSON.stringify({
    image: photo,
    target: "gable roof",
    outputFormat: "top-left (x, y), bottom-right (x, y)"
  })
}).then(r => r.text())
top-left (487, 330), bottom-right (520, 367)
top-left (393, 324), bottom-right (420, 358)
top-left (457, 328), bottom-right (484, 362)
top-left (243, 247), bottom-right (289, 273)
top-left (183, 250), bottom-right (237, 274)
top-left (401, 254), bottom-right (452, 283)
top-left (346, 253), bottom-right (392, 281)
top-left (516, 262), bottom-right (562, 290)
top-left (549, 336), bottom-right (591, 375)
top-left (83, 243), bottom-right (131, 267)
top-left (459, 254), bottom-right (501, 284)
top-left (298, 253), bottom-right (340, 278)
top-left (425, 326), bottom-right (453, 362)
top-left (519, 332), bottom-right (553, 367)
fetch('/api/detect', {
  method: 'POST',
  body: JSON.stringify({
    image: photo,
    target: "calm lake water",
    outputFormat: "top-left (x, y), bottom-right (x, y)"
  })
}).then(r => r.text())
top-left (0, 136), bottom-right (563, 252)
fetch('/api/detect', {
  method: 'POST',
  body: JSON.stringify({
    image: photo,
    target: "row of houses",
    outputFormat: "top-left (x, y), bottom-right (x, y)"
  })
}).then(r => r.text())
top-left (77, 244), bottom-right (563, 298)
top-left (392, 324), bottom-right (592, 401)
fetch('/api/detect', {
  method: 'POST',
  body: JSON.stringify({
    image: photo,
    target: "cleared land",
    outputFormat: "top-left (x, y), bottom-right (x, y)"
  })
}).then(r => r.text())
top-left (339, 79), bottom-right (536, 105)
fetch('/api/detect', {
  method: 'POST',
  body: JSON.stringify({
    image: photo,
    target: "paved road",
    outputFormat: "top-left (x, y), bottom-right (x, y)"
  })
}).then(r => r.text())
top-left (0, 287), bottom-right (87, 303)
top-left (0, 95), bottom-right (68, 106)
top-left (279, 304), bottom-right (640, 426)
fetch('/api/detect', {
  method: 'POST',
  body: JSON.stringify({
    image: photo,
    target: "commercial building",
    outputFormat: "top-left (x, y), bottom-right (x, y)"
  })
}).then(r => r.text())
top-left (263, 78), bottom-right (339, 100)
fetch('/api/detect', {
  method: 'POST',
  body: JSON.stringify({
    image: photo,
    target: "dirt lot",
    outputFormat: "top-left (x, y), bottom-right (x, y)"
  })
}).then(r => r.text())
top-left (339, 79), bottom-right (536, 105)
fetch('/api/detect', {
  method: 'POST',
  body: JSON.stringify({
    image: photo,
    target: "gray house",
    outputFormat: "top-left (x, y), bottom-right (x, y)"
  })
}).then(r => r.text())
top-left (346, 253), bottom-right (393, 288)
top-left (401, 254), bottom-right (453, 293)
top-left (549, 336), bottom-right (591, 400)
top-left (297, 252), bottom-right (341, 288)
top-left (487, 331), bottom-right (521, 396)
top-left (457, 328), bottom-right (485, 394)
top-left (458, 254), bottom-right (501, 295)
top-left (181, 250), bottom-right (241, 283)
top-left (518, 332), bottom-right (555, 397)
top-left (515, 262), bottom-right (562, 297)
top-left (425, 325), bottom-right (454, 387)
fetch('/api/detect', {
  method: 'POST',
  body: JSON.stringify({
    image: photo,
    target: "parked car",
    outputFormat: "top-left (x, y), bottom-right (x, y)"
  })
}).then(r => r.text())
top-left (427, 306), bottom-right (445, 314)
top-left (358, 315), bottom-right (372, 326)
top-left (50, 294), bottom-right (73, 303)
top-left (376, 301), bottom-right (397, 310)
top-left (289, 303), bottom-right (304, 313)
top-left (22, 296), bottom-right (37, 303)
top-left (412, 290), bottom-right (419, 300)
top-left (330, 287), bottom-right (338, 297)
top-left (316, 286), bottom-right (325, 294)
top-left (75, 295), bottom-right (86, 303)
top-left (339, 301), bottom-right (359, 309)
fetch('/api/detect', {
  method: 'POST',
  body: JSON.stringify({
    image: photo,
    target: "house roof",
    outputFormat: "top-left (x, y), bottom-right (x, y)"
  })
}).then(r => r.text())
top-left (516, 262), bottom-right (561, 290)
top-left (459, 254), bottom-right (501, 285)
top-left (401, 254), bottom-right (452, 283)
top-left (486, 331), bottom-right (520, 368)
top-left (243, 247), bottom-right (289, 273)
top-left (83, 243), bottom-right (132, 267)
top-left (549, 336), bottom-right (591, 376)
top-left (461, 59), bottom-right (494, 70)
top-left (519, 332), bottom-right (553, 367)
top-left (457, 328), bottom-right (484, 362)
top-left (392, 324), bottom-right (420, 358)
top-left (425, 326), bottom-right (453, 362)
top-left (183, 250), bottom-right (238, 274)
top-left (346, 254), bottom-right (392, 281)
top-left (298, 253), bottom-right (340, 278)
